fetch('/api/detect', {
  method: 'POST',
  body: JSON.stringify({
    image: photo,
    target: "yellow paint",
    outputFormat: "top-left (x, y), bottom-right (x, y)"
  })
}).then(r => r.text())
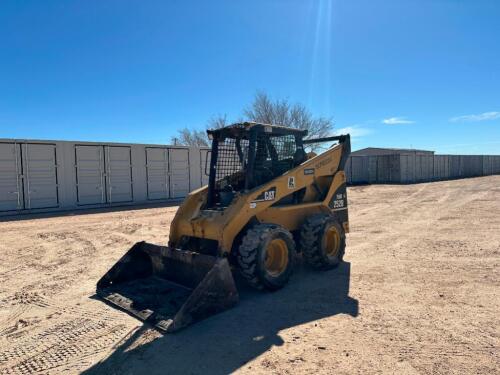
top-left (264, 238), bottom-right (289, 276)
top-left (168, 142), bottom-right (349, 255)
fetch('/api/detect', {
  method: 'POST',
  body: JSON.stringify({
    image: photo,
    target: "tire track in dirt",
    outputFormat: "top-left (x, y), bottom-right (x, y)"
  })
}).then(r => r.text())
top-left (1, 178), bottom-right (498, 374)
top-left (0, 321), bottom-right (131, 374)
top-left (0, 292), bottom-right (50, 336)
top-left (0, 297), bottom-right (135, 374)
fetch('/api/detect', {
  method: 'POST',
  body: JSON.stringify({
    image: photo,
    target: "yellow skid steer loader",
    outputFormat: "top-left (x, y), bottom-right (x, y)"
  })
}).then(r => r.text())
top-left (97, 122), bottom-right (350, 332)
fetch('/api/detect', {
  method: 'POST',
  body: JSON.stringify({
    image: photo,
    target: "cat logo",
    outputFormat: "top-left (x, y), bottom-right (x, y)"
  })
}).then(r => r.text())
top-left (287, 176), bottom-right (295, 189)
top-left (264, 190), bottom-right (275, 201)
top-left (252, 187), bottom-right (277, 203)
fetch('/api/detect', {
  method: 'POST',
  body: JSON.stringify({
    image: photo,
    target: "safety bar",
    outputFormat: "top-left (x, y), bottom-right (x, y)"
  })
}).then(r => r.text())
top-left (303, 134), bottom-right (350, 144)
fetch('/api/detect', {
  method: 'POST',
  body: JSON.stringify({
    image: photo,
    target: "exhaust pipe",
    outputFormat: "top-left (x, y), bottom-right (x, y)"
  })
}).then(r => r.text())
top-left (96, 242), bottom-right (239, 333)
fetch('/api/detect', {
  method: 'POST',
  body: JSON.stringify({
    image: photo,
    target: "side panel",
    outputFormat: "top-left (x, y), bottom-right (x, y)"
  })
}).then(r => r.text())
top-left (0, 143), bottom-right (23, 211)
top-left (495, 156), bottom-right (500, 174)
top-left (130, 144), bottom-right (148, 203)
top-left (146, 147), bottom-right (169, 200)
top-left (255, 172), bottom-right (348, 232)
top-left (368, 156), bottom-right (378, 183)
top-left (376, 155), bottom-right (390, 183)
top-left (350, 156), bottom-right (369, 184)
top-left (106, 146), bottom-right (133, 203)
top-left (472, 156), bottom-right (483, 177)
top-left (435, 155), bottom-right (450, 181)
top-left (344, 156), bottom-right (353, 184)
top-left (415, 155), bottom-right (432, 182)
top-left (75, 145), bottom-right (105, 205)
top-left (169, 148), bottom-right (190, 198)
top-left (433, 156), bottom-right (440, 181)
top-left (425, 155), bottom-right (433, 181)
top-left (22, 143), bottom-right (59, 209)
top-left (376, 155), bottom-right (400, 183)
top-left (450, 155), bottom-right (460, 178)
top-left (483, 156), bottom-right (492, 176)
top-left (200, 149), bottom-right (210, 187)
top-left (400, 155), bottom-right (411, 183)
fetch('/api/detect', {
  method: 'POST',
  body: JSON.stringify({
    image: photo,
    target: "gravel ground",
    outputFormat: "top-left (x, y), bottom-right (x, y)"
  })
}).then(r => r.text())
top-left (0, 176), bottom-right (498, 374)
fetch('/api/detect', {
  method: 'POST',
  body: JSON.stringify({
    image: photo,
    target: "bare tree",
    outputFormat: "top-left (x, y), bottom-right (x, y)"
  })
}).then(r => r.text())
top-left (171, 128), bottom-right (210, 147)
top-left (243, 92), bottom-right (333, 141)
top-left (207, 114), bottom-right (229, 130)
top-left (171, 114), bottom-right (229, 147)
top-left (172, 92), bottom-right (334, 151)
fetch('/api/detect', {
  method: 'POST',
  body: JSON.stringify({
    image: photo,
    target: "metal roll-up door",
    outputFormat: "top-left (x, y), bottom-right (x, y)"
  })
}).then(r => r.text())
top-left (351, 156), bottom-right (369, 184)
top-left (105, 146), bottom-right (133, 203)
top-left (415, 156), bottom-right (424, 182)
top-left (368, 156), bottom-right (377, 183)
top-left (483, 156), bottom-right (492, 176)
top-left (450, 156), bottom-right (460, 178)
top-left (344, 156), bottom-right (352, 184)
top-left (376, 156), bottom-right (390, 183)
top-left (350, 156), bottom-right (360, 183)
top-left (200, 149), bottom-right (210, 187)
top-left (75, 145), bottom-right (105, 205)
top-left (400, 155), bottom-right (411, 183)
top-left (22, 143), bottom-right (59, 209)
top-left (495, 157), bottom-right (500, 174)
top-left (433, 156), bottom-right (443, 180)
top-left (169, 148), bottom-right (190, 198)
top-left (0, 143), bottom-right (24, 211)
top-left (146, 147), bottom-right (169, 200)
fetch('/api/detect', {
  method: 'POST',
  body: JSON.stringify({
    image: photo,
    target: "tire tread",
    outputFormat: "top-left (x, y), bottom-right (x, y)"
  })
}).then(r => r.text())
top-left (237, 224), bottom-right (294, 290)
top-left (299, 214), bottom-right (345, 270)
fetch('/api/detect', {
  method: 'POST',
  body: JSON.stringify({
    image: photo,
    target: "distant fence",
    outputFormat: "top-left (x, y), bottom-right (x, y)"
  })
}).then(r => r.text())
top-left (345, 154), bottom-right (500, 184)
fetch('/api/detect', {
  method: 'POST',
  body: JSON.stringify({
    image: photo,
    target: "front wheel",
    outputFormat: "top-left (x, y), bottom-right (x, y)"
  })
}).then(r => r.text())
top-left (300, 214), bottom-right (346, 270)
top-left (237, 224), bottom-right (295, 291)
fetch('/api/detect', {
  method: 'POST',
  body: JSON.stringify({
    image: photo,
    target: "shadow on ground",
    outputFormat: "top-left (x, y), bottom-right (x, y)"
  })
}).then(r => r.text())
top-left (84, 261), bottom-right (358, 375)
top-left (0, 200), bottom-right (182, 223)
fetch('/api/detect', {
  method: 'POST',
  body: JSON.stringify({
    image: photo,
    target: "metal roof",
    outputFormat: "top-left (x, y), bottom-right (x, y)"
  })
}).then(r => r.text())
top-left (351, 147), bottom-right (434, 155)
top-left (207, 122), bottom-right (308, 138)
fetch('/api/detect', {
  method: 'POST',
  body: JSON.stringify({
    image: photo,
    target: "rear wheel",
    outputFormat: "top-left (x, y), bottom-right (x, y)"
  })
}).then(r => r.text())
top-left (300, 214), bottom-right (345, 270)
top-left (237, 224), bottom-right (295, 290)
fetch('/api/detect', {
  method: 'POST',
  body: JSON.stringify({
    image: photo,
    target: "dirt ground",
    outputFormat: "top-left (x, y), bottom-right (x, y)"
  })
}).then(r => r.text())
top-left (0, 176), bottom-right (499, 375)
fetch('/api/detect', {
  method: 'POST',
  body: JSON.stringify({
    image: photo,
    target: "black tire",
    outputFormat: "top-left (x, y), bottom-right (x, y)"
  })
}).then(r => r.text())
top-left (300, 214), bottom-right (346, 270)
top-left (237, 224), bottom-right (295, 291)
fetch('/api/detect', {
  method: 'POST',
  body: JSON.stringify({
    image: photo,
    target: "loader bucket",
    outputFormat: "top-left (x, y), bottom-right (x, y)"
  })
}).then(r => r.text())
top-left (96, 242), bottom-right (239, 333)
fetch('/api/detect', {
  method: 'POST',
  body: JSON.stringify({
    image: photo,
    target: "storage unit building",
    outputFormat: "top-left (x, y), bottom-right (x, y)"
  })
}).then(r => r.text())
top-left (2, 139), bottom-right (499, 217)
top-left (346, 148), bottom-right (500, 185)
top-left (0, 138), bottom-right (209, 217)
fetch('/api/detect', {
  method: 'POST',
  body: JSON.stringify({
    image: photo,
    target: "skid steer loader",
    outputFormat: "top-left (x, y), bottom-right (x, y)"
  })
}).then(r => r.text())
top-left (97, 122), bottom-right (350, 332)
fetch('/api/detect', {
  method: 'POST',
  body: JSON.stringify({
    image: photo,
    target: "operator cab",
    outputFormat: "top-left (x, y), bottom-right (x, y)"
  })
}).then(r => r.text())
top-left (205, 122), bottom-right (308, 209)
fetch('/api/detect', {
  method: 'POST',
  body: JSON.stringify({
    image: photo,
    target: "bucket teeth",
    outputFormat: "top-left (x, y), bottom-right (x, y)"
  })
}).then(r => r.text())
top-left (96, 242), bottom-right (239, 332)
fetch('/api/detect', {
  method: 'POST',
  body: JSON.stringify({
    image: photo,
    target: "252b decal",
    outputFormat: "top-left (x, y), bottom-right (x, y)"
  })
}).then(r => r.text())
top-left (332, 193), bottom-right (345, 208)
top-left (328, 185), bottom-right (348, 211)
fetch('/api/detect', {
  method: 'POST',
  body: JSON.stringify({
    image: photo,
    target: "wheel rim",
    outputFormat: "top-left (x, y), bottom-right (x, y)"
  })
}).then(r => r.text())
top-left (324, 226), bottom-right (341, 258)
top-left (264, 238), bottom-right (289, 276)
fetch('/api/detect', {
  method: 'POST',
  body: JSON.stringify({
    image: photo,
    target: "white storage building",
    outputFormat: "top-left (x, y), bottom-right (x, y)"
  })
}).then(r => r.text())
top-left (0, 138), bottom-right (210, 217)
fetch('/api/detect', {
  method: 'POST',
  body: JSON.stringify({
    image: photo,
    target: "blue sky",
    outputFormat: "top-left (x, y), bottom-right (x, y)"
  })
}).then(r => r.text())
top-left (1, 0), bottom-right (499, 154)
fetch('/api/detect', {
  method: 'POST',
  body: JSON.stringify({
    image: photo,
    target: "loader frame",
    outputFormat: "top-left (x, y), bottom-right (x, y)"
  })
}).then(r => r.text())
top-left (169, 123), bottom-right (351, 255)
top-left (97, 122), bottom-right (351, 333)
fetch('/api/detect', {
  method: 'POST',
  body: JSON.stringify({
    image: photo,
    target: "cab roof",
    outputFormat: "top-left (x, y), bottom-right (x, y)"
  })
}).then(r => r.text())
top-left (207, 122), bottom-right (308, 139)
